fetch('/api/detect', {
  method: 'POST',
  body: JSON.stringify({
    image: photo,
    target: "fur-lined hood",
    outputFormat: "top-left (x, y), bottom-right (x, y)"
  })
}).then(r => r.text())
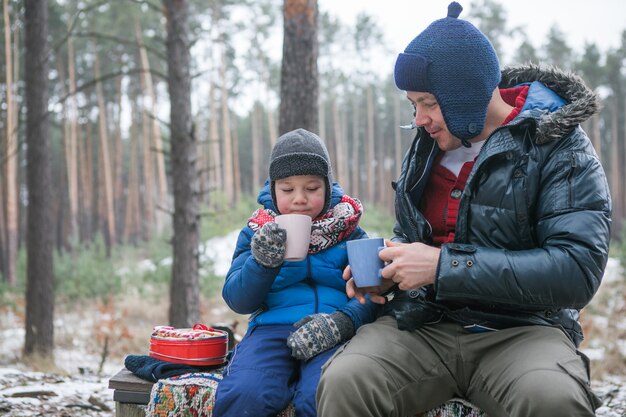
top-left (500, 64), bottom-right (600, 144)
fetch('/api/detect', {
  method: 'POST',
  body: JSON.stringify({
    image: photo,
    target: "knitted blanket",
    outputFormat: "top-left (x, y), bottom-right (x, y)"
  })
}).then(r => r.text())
top-left (146, 372), bottom-right (224, 417)
top-left (145, 368), bottom-right (486, 417)
top-left (419, 398), bottom-right (487, 417)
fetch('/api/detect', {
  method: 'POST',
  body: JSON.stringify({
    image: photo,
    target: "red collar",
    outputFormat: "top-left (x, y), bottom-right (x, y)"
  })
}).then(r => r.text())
top-left (500, 85), bottom-right (530, 125)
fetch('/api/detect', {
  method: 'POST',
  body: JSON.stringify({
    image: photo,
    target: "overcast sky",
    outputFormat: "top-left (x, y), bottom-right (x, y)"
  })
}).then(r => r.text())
top-left (318, 0), bottom-right (625, 62)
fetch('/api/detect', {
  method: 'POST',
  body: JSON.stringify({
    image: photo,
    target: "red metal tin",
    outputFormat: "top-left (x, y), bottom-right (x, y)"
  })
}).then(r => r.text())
top-left (149, 324), bottom-right (229, 366)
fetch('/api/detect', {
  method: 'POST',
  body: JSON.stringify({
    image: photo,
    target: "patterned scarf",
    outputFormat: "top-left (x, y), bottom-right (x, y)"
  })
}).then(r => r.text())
top-left (248, 195), bottom-right (363, 254)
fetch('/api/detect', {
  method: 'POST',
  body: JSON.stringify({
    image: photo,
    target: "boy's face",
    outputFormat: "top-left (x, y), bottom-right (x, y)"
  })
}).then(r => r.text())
top-left (406, 91), bottom-right (463, 152)
top-left (275, 175), bottom-right (326, 219)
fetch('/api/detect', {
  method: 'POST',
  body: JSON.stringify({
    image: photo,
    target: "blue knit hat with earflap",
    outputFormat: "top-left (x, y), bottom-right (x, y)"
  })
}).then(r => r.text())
top-left (394, 2), bottom-right (500, 145)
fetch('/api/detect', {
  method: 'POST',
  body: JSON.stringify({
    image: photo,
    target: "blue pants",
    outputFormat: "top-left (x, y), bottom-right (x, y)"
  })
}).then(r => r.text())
top-left (212, 324), bottom-right (339, 417)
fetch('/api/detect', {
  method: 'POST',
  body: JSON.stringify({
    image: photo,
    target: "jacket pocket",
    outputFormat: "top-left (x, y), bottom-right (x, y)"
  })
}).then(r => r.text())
top-left (557, 355), bottom-right (603, 410)
top-left (320, 340), bottom-right (350, 373)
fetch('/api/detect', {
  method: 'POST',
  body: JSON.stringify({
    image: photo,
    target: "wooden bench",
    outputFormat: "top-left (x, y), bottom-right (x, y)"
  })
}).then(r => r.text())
top-left (108, 368), bottom-right (153, 417)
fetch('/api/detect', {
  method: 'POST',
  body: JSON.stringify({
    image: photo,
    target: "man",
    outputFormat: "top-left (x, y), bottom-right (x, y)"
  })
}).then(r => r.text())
top-left (316, 2), bottom-right (611, 416)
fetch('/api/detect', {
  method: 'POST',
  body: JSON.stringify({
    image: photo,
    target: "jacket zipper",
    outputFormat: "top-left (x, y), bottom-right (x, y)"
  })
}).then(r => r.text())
top-left (306, 256), bottom-right (319, 313)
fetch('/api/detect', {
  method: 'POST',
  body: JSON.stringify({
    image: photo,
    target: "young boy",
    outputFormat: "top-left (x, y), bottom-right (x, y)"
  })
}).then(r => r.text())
top-left (212, 128), bottom-right (378, 417)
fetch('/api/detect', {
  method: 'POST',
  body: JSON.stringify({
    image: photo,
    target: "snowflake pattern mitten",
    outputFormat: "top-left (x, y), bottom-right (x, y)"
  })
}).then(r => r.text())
top-left (287, 312), bottom-right (355, 360)
top-left (251, 222), bottom-right (287, 268)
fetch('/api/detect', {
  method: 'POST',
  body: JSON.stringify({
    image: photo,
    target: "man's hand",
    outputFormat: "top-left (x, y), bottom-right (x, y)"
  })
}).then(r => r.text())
top-left (379, 240), bottom-right (440, 290)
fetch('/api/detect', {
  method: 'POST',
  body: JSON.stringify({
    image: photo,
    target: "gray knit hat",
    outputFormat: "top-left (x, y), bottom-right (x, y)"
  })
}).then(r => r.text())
top-left (269, 128), bottom-right (333, 215)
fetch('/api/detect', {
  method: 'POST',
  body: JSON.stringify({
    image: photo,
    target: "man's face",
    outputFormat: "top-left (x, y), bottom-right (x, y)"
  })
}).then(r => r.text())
top-left (406, 91), bottom-right (463, 152)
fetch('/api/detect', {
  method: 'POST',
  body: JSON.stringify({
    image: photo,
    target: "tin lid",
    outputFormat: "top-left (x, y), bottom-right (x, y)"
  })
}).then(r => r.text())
top-left (151, 324), bottom-right (227, 340)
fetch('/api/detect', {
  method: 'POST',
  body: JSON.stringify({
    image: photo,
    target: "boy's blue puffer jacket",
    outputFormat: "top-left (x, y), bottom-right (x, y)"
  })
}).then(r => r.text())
top-left (222, 180), bottom-right (379, 329)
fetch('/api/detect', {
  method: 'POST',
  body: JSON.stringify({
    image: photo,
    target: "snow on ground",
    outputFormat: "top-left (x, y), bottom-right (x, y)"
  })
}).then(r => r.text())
top-left (0, 231), bottom-right (625, 416)
top-left (201, 230), bottom-right (240, 276)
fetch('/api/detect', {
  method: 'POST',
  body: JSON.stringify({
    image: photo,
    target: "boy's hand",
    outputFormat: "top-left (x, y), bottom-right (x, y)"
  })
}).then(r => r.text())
top-left (287, 312), bottom-right (355, 360)
top-left (343, 264), bottom-right (396, 305)
top-left (251, 222), bottom-right (287, 268)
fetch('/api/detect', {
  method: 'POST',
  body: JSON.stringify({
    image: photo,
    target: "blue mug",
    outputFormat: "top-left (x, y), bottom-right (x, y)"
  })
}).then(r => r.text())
top-left (346, 238), bottom-right (385, 287)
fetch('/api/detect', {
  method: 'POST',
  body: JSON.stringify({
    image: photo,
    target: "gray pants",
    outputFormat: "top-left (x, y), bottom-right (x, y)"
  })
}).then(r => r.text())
top-left (316, 316), bottom-right (601, 417)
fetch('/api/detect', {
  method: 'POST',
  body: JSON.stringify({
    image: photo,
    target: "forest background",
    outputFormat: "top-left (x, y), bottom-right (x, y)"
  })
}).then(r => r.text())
top-left (0, 1), bottom-right (625, 413)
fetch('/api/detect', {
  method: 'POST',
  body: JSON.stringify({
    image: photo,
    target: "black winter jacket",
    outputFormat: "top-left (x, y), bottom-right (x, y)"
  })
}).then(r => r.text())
top-left (386, 64), bottom-right (612, 346)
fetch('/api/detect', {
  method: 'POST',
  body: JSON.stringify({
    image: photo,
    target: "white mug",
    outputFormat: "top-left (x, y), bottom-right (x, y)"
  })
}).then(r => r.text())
top-left (275, 214), bottom-right (312, 262)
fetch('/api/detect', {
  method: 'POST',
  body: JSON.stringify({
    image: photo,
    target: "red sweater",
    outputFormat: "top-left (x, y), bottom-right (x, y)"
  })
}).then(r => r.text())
top-left (419, 86), bottom-right (529, 246)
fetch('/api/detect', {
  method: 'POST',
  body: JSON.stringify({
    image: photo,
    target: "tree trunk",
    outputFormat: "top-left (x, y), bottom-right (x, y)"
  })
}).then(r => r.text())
top-left (392, 91), bottom-right (402, 211)
top-left (614, 96), bottom-right (626, 234)
top-left (267, 106), bottom-right (278, 147)
top-left (93, 46), bottom-right (116, 249)
top-left (279, 0), bottom-right (318, 135)
top-left (124, 105), bottom-right (141, 244)
top-left (318, 95), bottom-right (326, 141)
top-left (57, 60), bottom-right (71, 249)
top-left (219, 46), bottom-right (235, 206)
top-left (140, 97), bottom-right (155, 240)
top-left (0, 132), bottom-right (5, 279)
top-left (208, 82), bottom-right (222, 204)
top-left (589, 115), bottom-right (602, 163)
top-left (113, 74), bottom-right (125, 239)
top-left (135, 20), bottom-right (168, 222)
top-left (65, 27), bottom-right (79, 245)
top-left (232, 116), bottom-right (242, 204)
top-left (24, 0), bottom-right (54, 358)
top-left (78, 122), bottom-right (94, 242)
top-left (351, 95), bottom-right (360, 197)
top-left (251, 103), bottom-right (262, 190)
top-left (165, 0), bottom-right (200, 328)
top-left (55, 60), bottom-right (71, 250)
top-left (376, 120), bottom-right (385, 205)
top-left (610, 101), bottom-right (621, 236)
top-left (393, 91), bottom-right (402, 179)
top-left (366, 84), bottom-right (375, 202)
top-left (332, 96), bottom-right (347, 186)
top-left (3, 0), bottom-right (18, 286)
